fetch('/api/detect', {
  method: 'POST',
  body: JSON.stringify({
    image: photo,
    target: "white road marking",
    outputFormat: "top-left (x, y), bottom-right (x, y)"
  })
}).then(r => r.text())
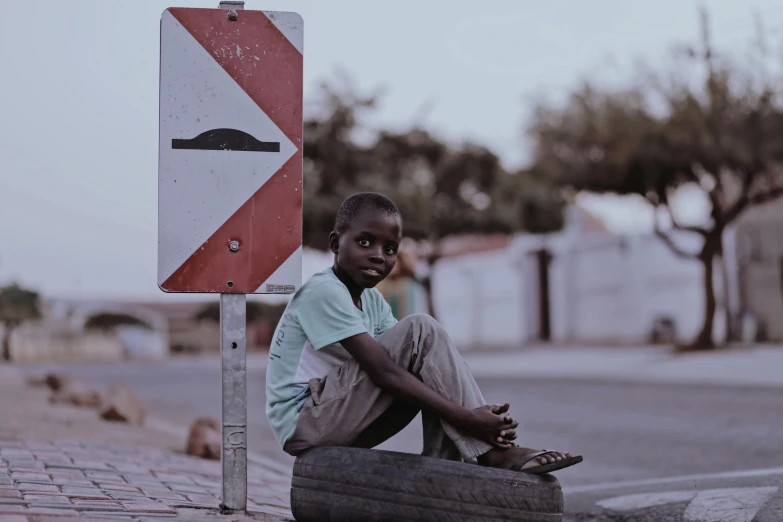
top-left (684, 487), bottom-right (777, 522)
top-left (597, 490), bottom-right (697, 510)
top-left (565, 466), bottom-right (783, 494)
top-left (597, 487), bottom-right (778, 522)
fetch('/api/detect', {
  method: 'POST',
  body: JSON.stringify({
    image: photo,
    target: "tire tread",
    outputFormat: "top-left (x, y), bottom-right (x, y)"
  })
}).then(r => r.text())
top-left (291, 447), bottom-right (563, 522)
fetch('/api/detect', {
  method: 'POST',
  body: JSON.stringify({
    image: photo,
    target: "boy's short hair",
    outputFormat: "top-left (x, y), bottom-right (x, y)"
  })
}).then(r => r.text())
top-left (334, 192), bottom-right (402, 234)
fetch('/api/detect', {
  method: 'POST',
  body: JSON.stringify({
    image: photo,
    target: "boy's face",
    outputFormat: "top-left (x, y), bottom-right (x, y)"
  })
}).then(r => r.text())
top-left (330, 209), bottom-right (402, 289)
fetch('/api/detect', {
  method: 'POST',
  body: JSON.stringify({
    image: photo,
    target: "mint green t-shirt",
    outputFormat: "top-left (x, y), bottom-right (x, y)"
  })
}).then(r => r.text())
top-left (265, 267), bottom-right (398, 447)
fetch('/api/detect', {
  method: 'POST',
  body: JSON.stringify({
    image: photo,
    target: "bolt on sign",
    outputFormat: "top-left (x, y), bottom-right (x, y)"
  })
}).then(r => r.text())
top-left (158, 7), bottom-right (303, 294)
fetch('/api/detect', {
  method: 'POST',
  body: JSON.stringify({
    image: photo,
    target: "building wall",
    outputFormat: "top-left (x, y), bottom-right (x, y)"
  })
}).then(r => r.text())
top-left (9, 324), bottom-right (126, 363)
top-left (430, 227), bottom-right (733, 348)
top-left (567, 236), bottom-right (642, 343)
top-left (432, 249), bottom-right (524, 350)
top-left (116, 325), bottom-right (169, 360)
top-left (563, 233), bottom-right (720, 344)
top-left (731, 218), bottom-right (783, 340)
top-left (430, 200), bottom-right (783, 348)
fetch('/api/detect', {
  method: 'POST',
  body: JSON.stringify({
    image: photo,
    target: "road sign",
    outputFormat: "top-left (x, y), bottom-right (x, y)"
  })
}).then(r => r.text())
top-left (158, 3), bottom-right (303, 513)
top-left (158, 5), bottom-right (303, 295)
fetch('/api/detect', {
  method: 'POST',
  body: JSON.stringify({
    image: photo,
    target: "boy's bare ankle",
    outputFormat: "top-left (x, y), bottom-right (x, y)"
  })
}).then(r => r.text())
top-left (476, 447), bottom-right (507, 467)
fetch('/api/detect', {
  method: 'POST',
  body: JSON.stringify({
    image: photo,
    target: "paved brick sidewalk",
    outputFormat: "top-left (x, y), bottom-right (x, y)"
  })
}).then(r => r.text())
top-left (0, 365), bottom-right (293, 521)
top-left (0, 437), bottom-right (292, 521)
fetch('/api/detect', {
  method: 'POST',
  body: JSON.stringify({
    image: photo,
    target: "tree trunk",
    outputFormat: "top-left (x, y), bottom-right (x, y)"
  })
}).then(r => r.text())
top-left (1, 322), bottom-right (13, 362)
top-left (686, 237), bottom-right (719, 351)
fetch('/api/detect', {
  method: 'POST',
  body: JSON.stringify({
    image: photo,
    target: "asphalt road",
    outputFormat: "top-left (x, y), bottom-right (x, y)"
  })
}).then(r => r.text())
top-left (21, 354), bottom-right (783, 520)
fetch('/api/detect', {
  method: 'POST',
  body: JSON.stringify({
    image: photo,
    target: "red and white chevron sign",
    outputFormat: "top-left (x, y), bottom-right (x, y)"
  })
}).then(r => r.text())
top-left (158, 7), bottom-right (303, 294)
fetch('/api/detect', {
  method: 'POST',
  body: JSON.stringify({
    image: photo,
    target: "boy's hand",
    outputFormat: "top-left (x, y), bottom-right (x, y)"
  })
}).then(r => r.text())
top-left (490, 403), bottom-right (518, 444)
top-left (460, 405), bottom-right (518, 448)
top-left (491, 403), bottom-right (512, 420)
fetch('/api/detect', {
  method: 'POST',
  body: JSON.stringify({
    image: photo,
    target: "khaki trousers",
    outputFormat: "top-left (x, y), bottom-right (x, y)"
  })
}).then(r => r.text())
top-left (283, 314), bottom-right (493, 461)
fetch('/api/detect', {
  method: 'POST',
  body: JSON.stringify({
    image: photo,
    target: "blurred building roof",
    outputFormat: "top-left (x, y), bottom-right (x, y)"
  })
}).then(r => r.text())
top-left (434, 234), bottom-right (513, 259)
top-left (415, 204), bottom-right (610, 260)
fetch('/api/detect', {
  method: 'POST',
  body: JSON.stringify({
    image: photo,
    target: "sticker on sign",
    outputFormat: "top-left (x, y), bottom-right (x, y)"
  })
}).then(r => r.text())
top-left (158, 7), bottom-right (303, 294)
top-left (266, 284), bottom-right (296, 294)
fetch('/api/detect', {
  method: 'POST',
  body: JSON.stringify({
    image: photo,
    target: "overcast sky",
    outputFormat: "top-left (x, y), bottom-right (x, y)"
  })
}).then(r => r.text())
top-left (1, 0), bottom-right (781, 301)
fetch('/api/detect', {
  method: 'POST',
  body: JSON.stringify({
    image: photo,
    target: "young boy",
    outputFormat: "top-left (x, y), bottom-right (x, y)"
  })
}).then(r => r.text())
top-left (265, 192), bottom-right (582, 474)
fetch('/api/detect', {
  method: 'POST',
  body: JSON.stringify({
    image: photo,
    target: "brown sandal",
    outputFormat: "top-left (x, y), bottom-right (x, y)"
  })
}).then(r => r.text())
top-left (509, 449), bottom-right (583, 475)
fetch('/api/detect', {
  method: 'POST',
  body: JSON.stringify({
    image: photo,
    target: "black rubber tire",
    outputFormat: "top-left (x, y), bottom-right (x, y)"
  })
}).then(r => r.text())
top-left (291, 447), bottom-right (563, 522)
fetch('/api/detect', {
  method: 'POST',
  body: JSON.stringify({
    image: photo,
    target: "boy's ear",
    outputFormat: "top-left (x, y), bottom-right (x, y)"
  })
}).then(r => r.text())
top-left (328, 231), bottom-right (339, 254)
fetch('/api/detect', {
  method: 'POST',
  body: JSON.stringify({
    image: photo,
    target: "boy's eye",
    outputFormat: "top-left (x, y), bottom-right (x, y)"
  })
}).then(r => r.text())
top-left (385, 247), bottom-right (397, 255)
top-left (358, 239), bottom-right (370, 247)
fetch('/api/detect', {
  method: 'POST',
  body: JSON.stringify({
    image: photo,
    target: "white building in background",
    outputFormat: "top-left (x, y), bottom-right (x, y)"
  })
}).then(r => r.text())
top-left (430, 205), bottom-right (738, 349)
top-left (9, 299), bottom-right (170, 362)
top-left (432, 239), bottom-right (525, 349)
top-left (725, 199), bottom-right (783, 342)
top-left (515, 229), bottom-right (725, 346)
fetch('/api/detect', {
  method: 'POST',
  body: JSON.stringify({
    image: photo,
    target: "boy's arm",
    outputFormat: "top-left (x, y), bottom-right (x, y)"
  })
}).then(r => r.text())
top-left (340, 332), bottom-right (515, 448)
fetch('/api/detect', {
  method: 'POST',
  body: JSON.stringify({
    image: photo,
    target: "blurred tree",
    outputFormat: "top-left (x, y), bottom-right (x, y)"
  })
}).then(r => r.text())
top-left (302, 75), bottom-right (379, 250)
top-left (0, 283), bottom-right (41, 361)
top-left (302, 77), bottom-right (566, 318)
top-left (528, 9), bottom-right (783, 350)
top-left (366, 130), bottom-right (565, 316)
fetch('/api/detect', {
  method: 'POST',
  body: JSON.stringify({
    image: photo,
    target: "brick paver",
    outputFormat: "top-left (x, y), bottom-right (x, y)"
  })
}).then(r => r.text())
top-left (0, 437), bottom-right (291, 521)
top-left (19, 483), bottom-right (61, 493)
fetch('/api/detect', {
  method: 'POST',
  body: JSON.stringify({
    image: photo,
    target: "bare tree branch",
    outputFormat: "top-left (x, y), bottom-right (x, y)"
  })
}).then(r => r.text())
top-left (654, 228), bottom-right (701, 259)
top-left (695, 7), bottom-right (727, 199)
top-left (724, 184), bottom-right (783, 224)
top-left (752, 185), bottom-right (783, 204)
top-left (653, 205), bottom-right (701, 259)
top-left (672, 219), bottom-right (709, 235)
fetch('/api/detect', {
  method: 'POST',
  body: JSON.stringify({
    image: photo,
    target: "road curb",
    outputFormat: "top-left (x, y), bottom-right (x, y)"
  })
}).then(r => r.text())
top-left (463, 348), bottom-right (783, 389)
top-left (468, 369), bottom-right (783, 389)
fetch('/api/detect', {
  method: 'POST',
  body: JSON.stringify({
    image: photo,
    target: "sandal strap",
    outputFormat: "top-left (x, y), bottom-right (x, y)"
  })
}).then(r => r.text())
top-left (509, 450), bottom-right (555, 471)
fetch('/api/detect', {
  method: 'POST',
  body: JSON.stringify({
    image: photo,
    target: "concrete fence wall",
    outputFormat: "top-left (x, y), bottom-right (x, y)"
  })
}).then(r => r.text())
top-left (433, 250), bottom-right (524, 350)
top-left (9, 324), bottom-right (126, 363)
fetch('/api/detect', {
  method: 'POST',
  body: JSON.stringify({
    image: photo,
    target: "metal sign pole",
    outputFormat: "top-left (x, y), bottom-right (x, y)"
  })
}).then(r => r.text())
top-left (217, 4), bottom-right (247, 515)
top-left (219, 292), bottom-right (247, 512)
